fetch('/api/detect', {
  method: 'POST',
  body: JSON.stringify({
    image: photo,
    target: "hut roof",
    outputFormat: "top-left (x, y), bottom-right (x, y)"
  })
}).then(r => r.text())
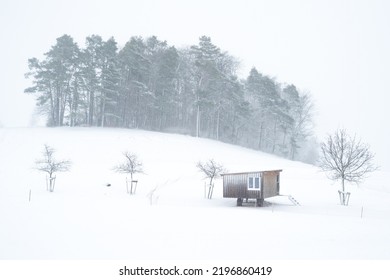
top-left (221, 169), bottom-right (282, 176)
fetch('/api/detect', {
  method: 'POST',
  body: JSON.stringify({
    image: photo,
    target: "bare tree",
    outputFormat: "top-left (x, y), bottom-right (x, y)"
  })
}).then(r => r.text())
top-left (35, 144), bottom-right (72, 192)
top-left (318, 129), bottom-right (378, 205)
top-left (113, 151), bottom-right (143, 194)
top-left (196, 159), bottom-right (226, 199)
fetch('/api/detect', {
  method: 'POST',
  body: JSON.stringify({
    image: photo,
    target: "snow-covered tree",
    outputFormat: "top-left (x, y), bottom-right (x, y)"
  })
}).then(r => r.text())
top-left (99, 37), bottom-right (120, 127)
top-left (117, 36), bottom-right (152, 128)
top-left (25, 35), bottom-right (80, 126)
top-left (25, 34), bottom-right (317, 163)
top-left (245, 67), bottom-right (287, 152)
top-left (282, 85), bottom-right (314, 160)
top-left (191, 36), bottom-right (222, 138)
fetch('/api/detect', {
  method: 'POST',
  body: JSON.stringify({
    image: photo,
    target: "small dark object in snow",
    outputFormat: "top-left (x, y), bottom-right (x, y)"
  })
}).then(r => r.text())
top-left (106, 183), bottom-right (111, 187)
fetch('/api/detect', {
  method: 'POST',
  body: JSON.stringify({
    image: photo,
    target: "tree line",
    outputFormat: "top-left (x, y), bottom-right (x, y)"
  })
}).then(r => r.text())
top-left (25, 34), bottom-right (314, 160)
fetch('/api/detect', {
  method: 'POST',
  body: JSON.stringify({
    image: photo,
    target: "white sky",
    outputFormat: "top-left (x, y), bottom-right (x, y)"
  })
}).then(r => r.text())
top-left (0, 0), bottom-right (389, 170)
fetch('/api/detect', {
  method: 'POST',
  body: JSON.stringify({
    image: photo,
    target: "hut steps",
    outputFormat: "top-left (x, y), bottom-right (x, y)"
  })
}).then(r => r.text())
top-left (287, 195), bottom-right (300, 206)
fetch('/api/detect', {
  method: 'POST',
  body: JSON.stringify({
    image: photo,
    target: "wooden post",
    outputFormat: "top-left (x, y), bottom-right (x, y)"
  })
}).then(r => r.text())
top-left (256, 198), bottom-right (263, 207)
top-left (49, 176), bottom-right (56, 192)
top-left (131, 180), bottom-right (138, 194)
top-left (208, 183), bottom-right (214, 199)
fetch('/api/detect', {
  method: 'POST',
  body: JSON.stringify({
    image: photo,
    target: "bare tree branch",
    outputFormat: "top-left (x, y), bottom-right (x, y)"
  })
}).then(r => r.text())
top-left (113, 151), bottom-right (143, 177)
top-left (113, 151), bottom-right (143, 194)
top-left (318, 129), bottom-right (378, 205)
top-left (35, 144), bottom-right (71, 192)
top-left (196, 159), bottom-right (226, 199)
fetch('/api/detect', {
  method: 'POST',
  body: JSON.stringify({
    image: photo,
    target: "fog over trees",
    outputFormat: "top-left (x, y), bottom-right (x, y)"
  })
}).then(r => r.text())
top-left (25, 34), bottom-right (315, 161)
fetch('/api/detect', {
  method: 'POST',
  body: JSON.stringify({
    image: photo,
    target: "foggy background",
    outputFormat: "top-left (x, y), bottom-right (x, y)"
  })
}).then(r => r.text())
top-left (0, 0), bottom-right (389, 170)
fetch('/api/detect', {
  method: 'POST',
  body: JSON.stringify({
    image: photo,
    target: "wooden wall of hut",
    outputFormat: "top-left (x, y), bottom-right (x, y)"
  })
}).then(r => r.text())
top-left (222, 172), bottom-right (262, 199)
top-left (222, 170), bottom-right (282, 200)
top-left (262, 171), bottom-right (280, 198)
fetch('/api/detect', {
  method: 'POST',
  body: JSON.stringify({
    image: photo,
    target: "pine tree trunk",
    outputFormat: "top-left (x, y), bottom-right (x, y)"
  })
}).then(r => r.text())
top-left (216, 108), bottom-right (220, 141)
top-left (258, 122), bottom-right (264, 150)
top-left (88, 91), bottom-right (94, 126)
top-left (272, 120), bottom-right (277, 153)
top-left (101, 93), bottom-right (106, 127)
top-left (55, 95), bottom-right (60, 126)
top-left (196, 104), bottom-right (200, 137)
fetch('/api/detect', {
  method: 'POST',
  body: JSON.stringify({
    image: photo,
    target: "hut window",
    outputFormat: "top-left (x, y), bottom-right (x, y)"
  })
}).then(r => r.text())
top-left (248, 176), bottom-right (261, 190)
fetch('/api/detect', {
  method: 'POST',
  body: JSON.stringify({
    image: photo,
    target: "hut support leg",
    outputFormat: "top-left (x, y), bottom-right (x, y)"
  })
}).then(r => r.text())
top-left (237, 198), bottom-right (243, 206)
top-left (256, 198), bottom-right (264, 207)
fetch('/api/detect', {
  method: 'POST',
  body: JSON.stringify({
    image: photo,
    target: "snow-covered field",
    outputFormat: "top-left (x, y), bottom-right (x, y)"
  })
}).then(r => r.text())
top-left (0, 127), bottom-right (389, 260)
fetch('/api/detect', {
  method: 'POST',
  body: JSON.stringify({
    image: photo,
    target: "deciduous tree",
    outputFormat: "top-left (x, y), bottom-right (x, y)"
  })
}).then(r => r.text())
top-left (196, 159), bottom-right (226, 199)
top-left (318, 129), bottom-right (378, 205)
top-left (114, 151), bottom-right (144, 194)
top-left (35, 144), bottom-right (72, 192)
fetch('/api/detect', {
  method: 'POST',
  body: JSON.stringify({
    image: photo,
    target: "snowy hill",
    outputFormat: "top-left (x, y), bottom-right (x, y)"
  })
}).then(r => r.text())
top-left (0, 127), bottom-right (389, 259)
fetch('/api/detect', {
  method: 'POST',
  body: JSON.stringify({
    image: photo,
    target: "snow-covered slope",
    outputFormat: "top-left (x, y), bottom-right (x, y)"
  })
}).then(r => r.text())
top-left (0, 127), bottom-right (389, 259)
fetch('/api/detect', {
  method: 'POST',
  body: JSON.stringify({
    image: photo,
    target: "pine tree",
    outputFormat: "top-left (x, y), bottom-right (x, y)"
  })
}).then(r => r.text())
top-left (25, 35), bottom-right (80, 126)
top-left (146, 37), bottom-right (179, 130)
top-left (80, 35), bottom-right (105, 126)
top-left (118, 36), bottom-right (152, 128)
top-left (282, 84), bottom-right (314, 159)
top-left (25, 34), bottom-right (316, 162)
top-left (190, 36), bottom-right (222, 137)
top-left (99, 37), bottom-right (120, 127)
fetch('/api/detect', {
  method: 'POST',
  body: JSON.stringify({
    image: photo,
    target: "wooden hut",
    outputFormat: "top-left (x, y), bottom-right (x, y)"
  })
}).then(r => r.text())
top-left (222, 170), bottom-right (282, 206)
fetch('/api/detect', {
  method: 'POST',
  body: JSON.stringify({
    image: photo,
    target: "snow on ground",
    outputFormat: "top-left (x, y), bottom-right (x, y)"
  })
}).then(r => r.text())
top-left (0, 127), bottom-right (389, 259)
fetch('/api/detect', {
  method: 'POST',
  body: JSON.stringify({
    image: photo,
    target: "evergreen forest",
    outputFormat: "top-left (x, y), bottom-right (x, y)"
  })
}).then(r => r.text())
top-left (25, 34), bottom-right (315, 161)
